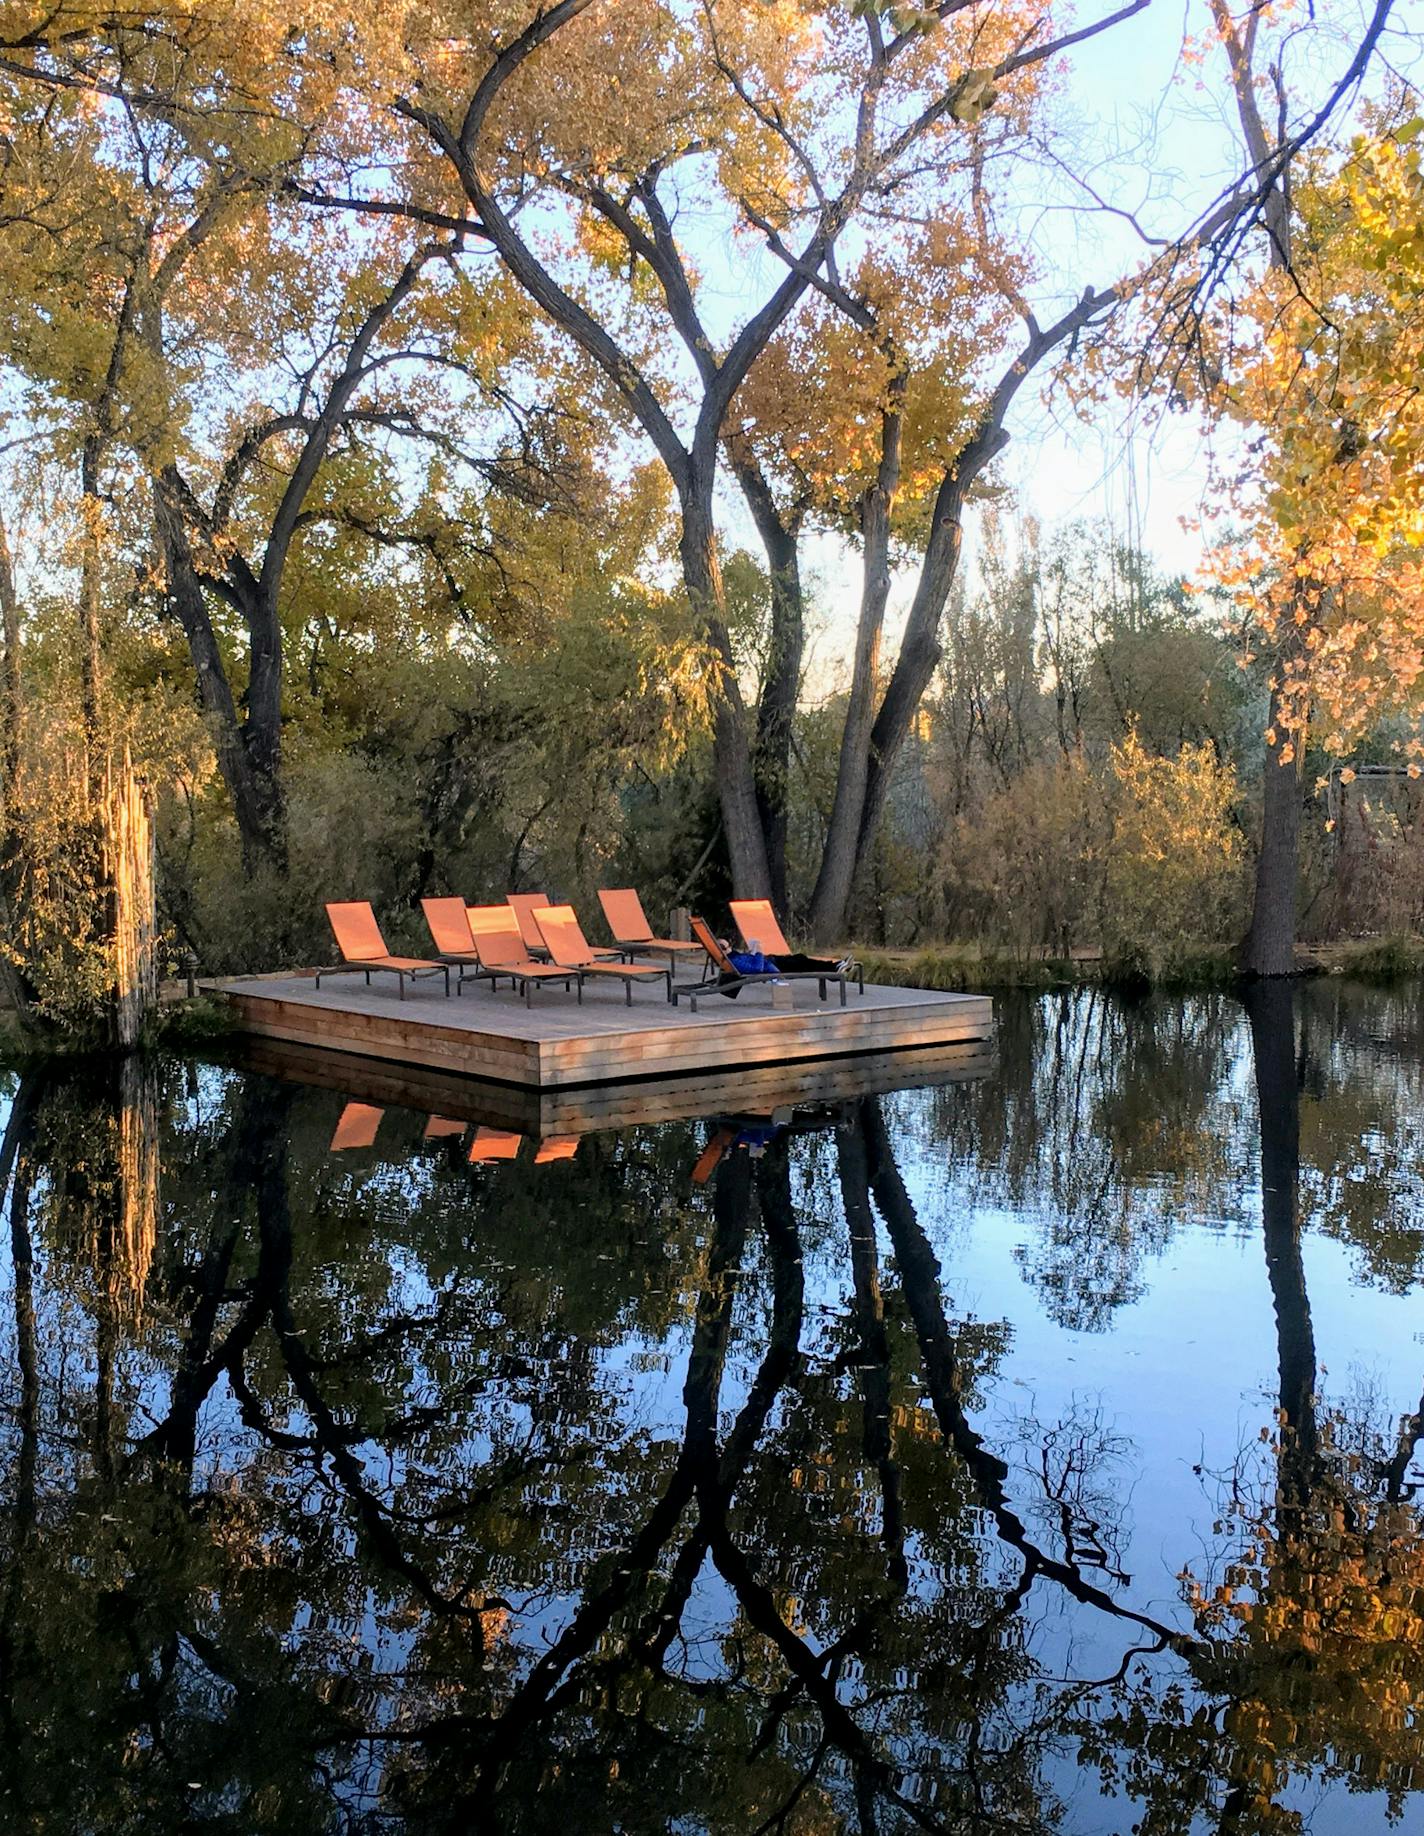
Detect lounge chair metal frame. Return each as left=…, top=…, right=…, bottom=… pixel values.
left=673, top=915, right=861, bottom=1011
left=317, top=902, right=451, bottom=1000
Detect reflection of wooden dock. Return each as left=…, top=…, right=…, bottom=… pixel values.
left=227, top=1033, right=997, bottom=1137
left=212, top=972, right=992, bottom=1093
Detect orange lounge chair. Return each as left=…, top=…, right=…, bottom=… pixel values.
left=318, top=902, right=450, bottom=1000
left=728, top=898, right=794, bottom=957
left=467, top=905, right=578, bottom=1007
left=330, top=1102, right=383, bottom=1151
left=535, top=905, right=672, bottom=1005
left=673, top=915, right=843, bottom=1011
left=421, top=896, right=499, bottom=994
left=533, top=1135, right=581, bottom=1164
left=598, top=888, right=706, bottom=972
left=506, top=892, right=553, bottom=960
left=729, top=899, right=863, bottom=1003
left=468, top=1127, right=521, bottom=1163
left=510, top=890, right=619, bottom=962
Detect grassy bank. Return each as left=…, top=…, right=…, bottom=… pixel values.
left=0, top=993, right=238, bottom=1066
left=855, top=935, right=1424, bottom=994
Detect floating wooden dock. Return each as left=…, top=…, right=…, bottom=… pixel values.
left=230, top=1033, right=997, bottom=1138
left=212, top=972, right=993, bottom=1093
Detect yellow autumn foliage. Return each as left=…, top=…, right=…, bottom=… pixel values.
left=1197, top=116, right=1424, bottom=761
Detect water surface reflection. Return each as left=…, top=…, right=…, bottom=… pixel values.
left=1, top=982, right=1422, bottom=1832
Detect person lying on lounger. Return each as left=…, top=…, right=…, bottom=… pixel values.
left=721, top=935, right=850, bottom=981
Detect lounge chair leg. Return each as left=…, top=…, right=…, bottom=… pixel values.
left=839, top=977, right=846, bottom=1006
left=818, top=978, right=826, bottom=1000
left=625, top=980, right=632, bottom=1006
left=443, top=967, right=450, bottom=996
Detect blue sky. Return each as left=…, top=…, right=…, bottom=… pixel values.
left=761, top=0, right=1423, bottom=683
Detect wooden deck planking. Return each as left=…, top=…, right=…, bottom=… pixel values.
left=213, top=972, right=994, bottom=1091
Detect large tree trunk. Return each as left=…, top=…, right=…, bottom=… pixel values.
left=811, top=476, right=970, bottom=943
left=78, top=440, right=106, bottom=786
left=1241, top=678, right=1302, bottom=977
left=155, top=479, right=286, bottom=874
left=808, top=405, right=902, bottom=944
left=102, top=755, right=159, bottom=1050
left=0, top=513, right=33, bottom=1017
left=731, top=459, right=804, bottom=914
left=680, top=502, right=773, bottom=899
left=244, top=584, right=288, bottom=873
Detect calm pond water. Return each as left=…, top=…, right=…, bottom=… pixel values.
left=1, top=981, right=1423, bottom=1834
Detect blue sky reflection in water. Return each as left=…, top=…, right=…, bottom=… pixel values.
left=1, top=981, right=1423, bottom=1832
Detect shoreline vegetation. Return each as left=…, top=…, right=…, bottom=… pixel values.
left=857, top=936, right=1424, bottom=993
left=3, top=939, right=1423, bottom=1067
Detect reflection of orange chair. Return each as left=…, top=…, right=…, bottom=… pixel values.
left=331, top=1102, right=383, bottom=1151
left=468, top=1128, right=521, bottom=1163
left=691, top=1128, right=735, bottom=1185
left=467, top=906, right=578, bottom=1007
left=318, top=902, right=450, bottom=999
left=423, top=1116, right=466, bottom=1140
left=535, top=906, right=672, bottom=1006
left=598, top=888, right=705, bottom=971
left=534, top=1135, right=581, bottom=1163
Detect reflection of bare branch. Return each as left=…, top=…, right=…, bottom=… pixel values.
left=860, top=1096, right=1192, bottom=1650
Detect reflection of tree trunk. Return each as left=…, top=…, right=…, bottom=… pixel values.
left=1244, top=982, right=1317, bottom=1508
left=0, top=1078, right=41, bottom=1780
left=637, top=1139, right=806, bottom=1666
left=1383, top=1386, right=1424, bottom=1504
left=450, top=1144, right=761, bottom=1823
left=836, top=1121, right=906, bottom=1585
left=859, top=1096, right=1184, bottom=1644
left=132, top=1080, right=287, bottom=1476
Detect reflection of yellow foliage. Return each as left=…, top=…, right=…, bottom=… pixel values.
left=1186, top=1415, right=1424, bottom=1807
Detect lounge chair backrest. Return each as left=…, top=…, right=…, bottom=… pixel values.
left=330, top=1101, right=382, bottom=1151
left=598, top=887, right=653, bottom=945
left=468, top=1128, right=521, bottom=1163
left=690, top=914, right=735, bottom=974
left=468, top=904, right=531, bottom=968
left=534, top=1135, right=580, bottom=1163
left=327, top=901, right=388, bottom=963
left=729, top=899, right=792, bottom=958
left=507, top=892, right=551, bottom=953
left=422, top=896, right=476, bottom=956
left=534, top=905, right=591, bottom=968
